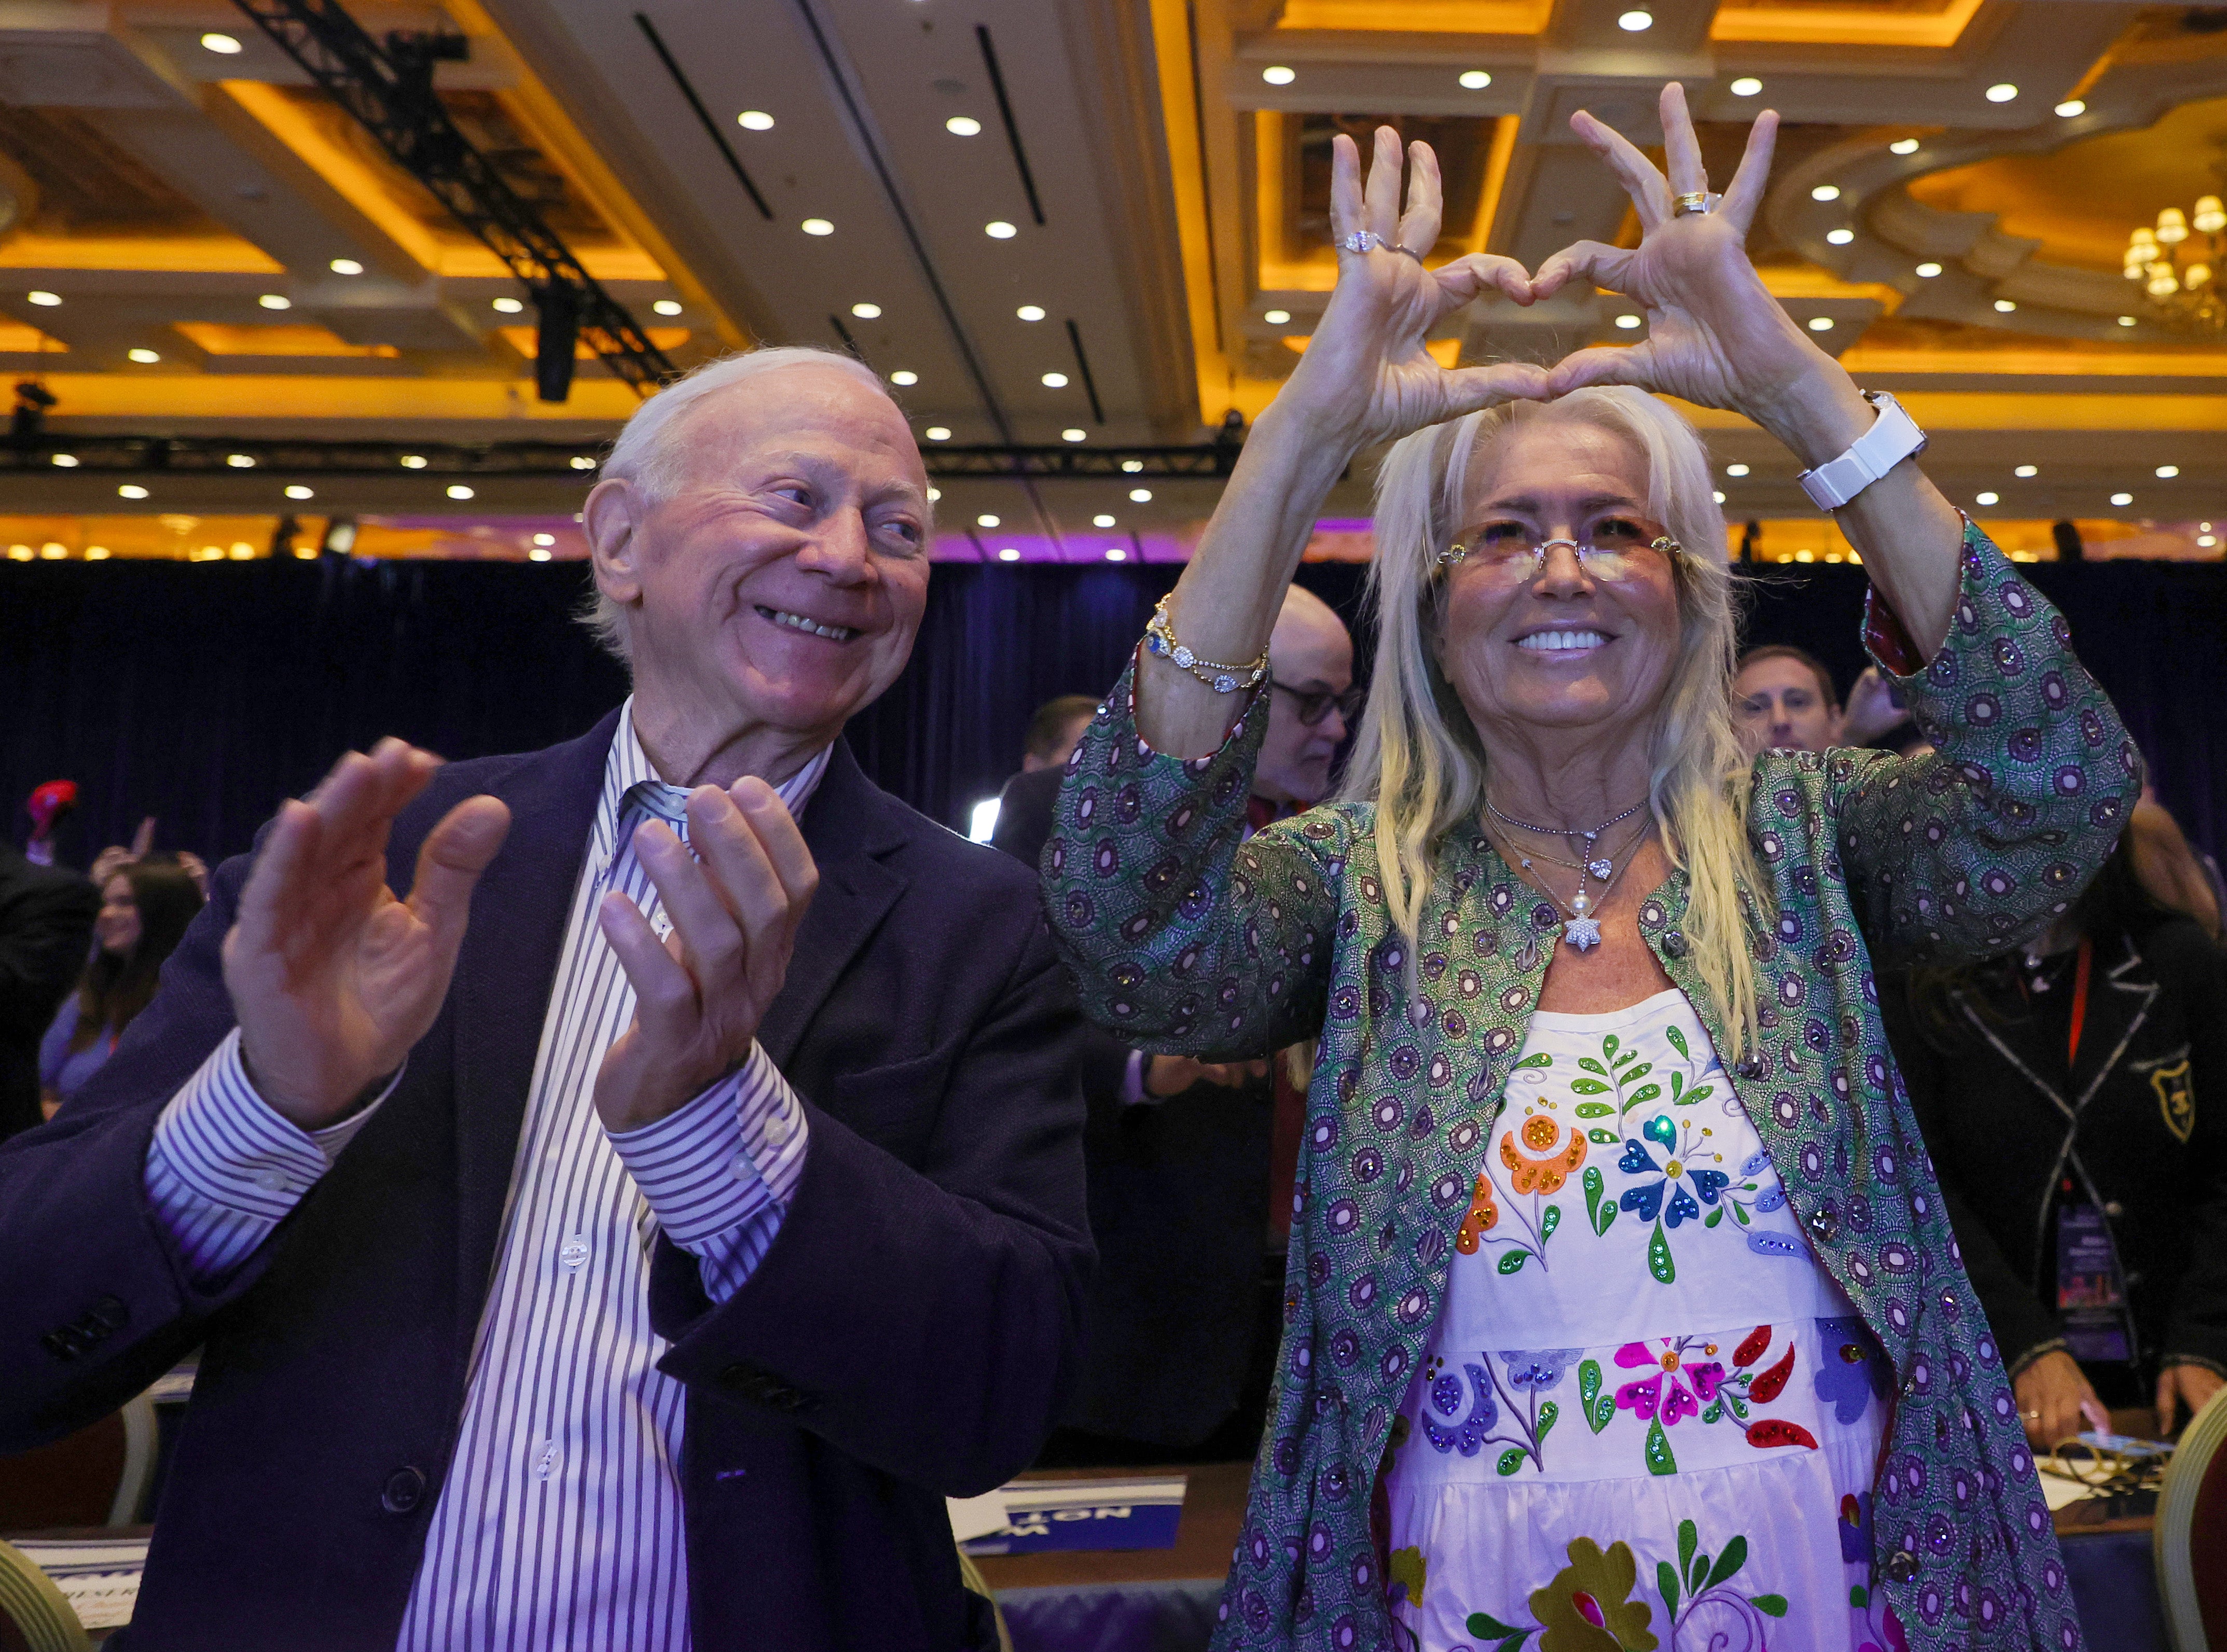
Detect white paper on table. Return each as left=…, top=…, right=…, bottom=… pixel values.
left=2036, top=1468, right=2103, bottom=1512
left=11, top=1537, right=148, bottom=1630
left=947, top=1492, right=1012, bottom=1544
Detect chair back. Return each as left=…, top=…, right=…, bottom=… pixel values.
left=2155, top=1381, right=2227, bottom=1652
left=0, top=1394, right=157, bottom=1532
left=0, top=1540, right=89, bottom=1652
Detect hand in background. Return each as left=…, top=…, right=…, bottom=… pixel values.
left=224, top=740, right=511, bottom=1129
left=593, top=780, right=817, bottom=1133
left=1839, top=667, right=1906, bottom=747
left=1144, top=1053, right=1269, bottom=1098
left=2013, top=1350, right=2105, bottom=1447
left=2157, top=1361, right=2225, bottom=1437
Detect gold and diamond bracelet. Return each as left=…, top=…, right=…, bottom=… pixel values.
left=1142, top=594, right=1269, bottom=694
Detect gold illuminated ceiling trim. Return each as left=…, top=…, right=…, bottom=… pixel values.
left=1149, top=0, right=1240, bottom=424
left=1272, top=1, right=1553, bottom=35
left=1709, top=0, right=1985, bottom=48
left=1838, top=344, right=2227, bottom=379
left=0, top=233, right=284, bottom=275
left=29, top=372, right=642, bottom=421
left=1666, top=392, right=2227, bottom=432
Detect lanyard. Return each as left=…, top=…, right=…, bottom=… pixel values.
left=2065, top=934, right=2094, bottom=1071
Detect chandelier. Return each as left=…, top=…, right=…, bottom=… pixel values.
left=2125, top=191, right=2227, bottom=332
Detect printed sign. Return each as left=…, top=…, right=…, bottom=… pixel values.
left=959, top=1475, right=1188, bottom=1557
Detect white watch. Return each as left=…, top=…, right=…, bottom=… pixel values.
left=1796, top=391, right=1927, bottom=511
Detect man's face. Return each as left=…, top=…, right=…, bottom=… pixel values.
left=1734, top=656, right=1839, bottom=755
left=1021, top=711, right=1095, bottom=774
left=589, top=364, right=932, bottom=757
left=1256, top=609, right=1354, bottom=807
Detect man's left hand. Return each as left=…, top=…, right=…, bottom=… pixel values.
left=2156, top=1361, right=2226, bottom=1437
left=594, top=778, right=818, bottom=1133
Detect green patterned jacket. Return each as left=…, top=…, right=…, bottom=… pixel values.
left=1043, top=527, right=2139, bottom=1652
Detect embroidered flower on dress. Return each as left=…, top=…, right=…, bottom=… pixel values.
left=1526, top=1537, right=1656, bottom=1652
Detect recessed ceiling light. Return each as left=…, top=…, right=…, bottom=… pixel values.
left=1713, top=490, right=1727, bottom=503
left=258, top=294, right=291, bottom=310
left=998, top=547, right=1020, bottom=561
left=285, top=484, right=314, bottom=499
left=1063, top=428, right=1087, bottom=442
left=1975, top=491, right=1999, bottom=506
left=1263, top=308, right=1291, bottom=324
left=1730, top=77, right=1762, bottom=96
left=2157, top=464, right=2181, bottom=477
left=1094, top=513, right=1116, bottom=527
left=1122, top=459, right=1144, bottom=472
left=226, top=453, right=255, bottom=468
left=927, top=487, right=942, bottom=501
left=1041, top=371, right=1069, bottom=387
left=118, top=484, right=149, bottom=499
left=925, top=425, right=951, bottom=441
left=1915, top=262, right=1943, bottom=278
left=569, top=456, right=596, bottom=470
left=2110, top=491, right=2133, bottom=506
left=1994, top=299, right=2017, bottom=312
left=1810, top=185, right=1841, bottom=202
left=201, top=31, right=242, bottom=52
left=985, top=221, right=1017, bottom=239
left=2014, top=465, right=2038, bottom=477
left=447, top=484, right=475, bottom=499
left=1726, top=464, right=1750, bottom=477
left=946, top=116, right=982, bottom=136
left=1807, top=316, right=1834, bottom=331
left=85, top=546, right=107, bottom=560
left=492, top=297, right=524, bottom=314
left=1614, top=314, right=1642, bottom=329
left=400, top=454, right=427, bottom=469
left=1459, top=70, right=1491, bottom=90
left=1985, top=83, right=2018, bottom=103
left=652, top=299, right=683, bottom=316
left=1017, top=305, right=1046, bottom=322
left=50, top=453, right=77, bottom=468
left=1889, top=138, right=1920, bottom=155
left=329, top=258, right=363, bottom=275
left=533, top=533, right=556, bottom=546
left=26, top=290, right=59, bottom=306
left=802, top=218, right=834, bottom=235
left=1826, top=228, right=1854, bottom=245
left=1617, top=9, right=1653, bottom=29
left=2118, top=315, right=2137, bottom=327
left=738, top=111, right=774, bottom=130
left=2054, top=99, right=2085, bottom=118
left=127, top=348, right=160, bottom=363
left=529, top=547, right=551, bottom=562
left=851, top=302, right=882, bottom=318
left=2202, top=535, right=2219, bottom=548
left=889, top=370, right=918, bottom=386
left=1261, top=65, right=1295, bottom=85
left=1104, top=547, right=1127, bottom=561
left=977, top=513, right=1001, bottom=528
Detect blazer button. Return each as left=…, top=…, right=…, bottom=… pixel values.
left=1883, top=1550, right=1920, bottom=1585
left=380, top=1466, right=427, bottom=1515
left=1806, top=1209, right=1840, bottom=1245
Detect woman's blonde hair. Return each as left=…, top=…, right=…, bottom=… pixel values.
left=1341, top=387, right=1767, bottom=1056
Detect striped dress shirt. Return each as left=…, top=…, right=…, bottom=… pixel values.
left=145, top=702, right=829, bottom=1649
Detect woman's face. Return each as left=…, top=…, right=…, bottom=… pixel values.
left=1431, top=419, right=1685, bottom=748
left=95, top=875, right=141, bottom=958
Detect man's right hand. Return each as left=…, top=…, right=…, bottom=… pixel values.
left=222, top=739, right=510, bottom=1130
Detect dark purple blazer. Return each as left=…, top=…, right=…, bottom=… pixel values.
left=0, top=711, right=1092, bottom=1651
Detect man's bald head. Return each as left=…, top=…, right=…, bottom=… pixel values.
left=1256, top=584, right=1355, bottom=808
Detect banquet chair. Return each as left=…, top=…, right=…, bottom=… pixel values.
left=0, top=1393, right=157, bottom=1532
left=0, top=1540, right=89, bottom=1652
left=2156, top=1381, right=2227, bottom=1652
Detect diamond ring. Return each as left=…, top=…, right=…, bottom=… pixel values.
left=1339, top=230, right=1387, bottom=254
left=1672, top=191, right=1713, bottom=218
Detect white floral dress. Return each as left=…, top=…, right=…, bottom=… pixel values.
left=1382, top=989, right=1903, bottom=1652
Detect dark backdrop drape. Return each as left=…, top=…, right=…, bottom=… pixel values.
left=5, top=557, right=2221, bottom=867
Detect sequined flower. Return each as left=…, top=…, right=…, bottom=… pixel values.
left=1616, top=1116, right=1729, bottom=1227
left=1498, top=1348, right=1583, bottom=1392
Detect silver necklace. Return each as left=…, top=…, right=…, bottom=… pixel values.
left=1485, top=794, right=1649, bottom=884
left=1488, top=824, right=1640, bottom=953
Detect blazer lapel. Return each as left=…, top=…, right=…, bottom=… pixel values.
left=450, top=710, right=619, bottom=1325
left=755, top=742, right=908, bottom=1070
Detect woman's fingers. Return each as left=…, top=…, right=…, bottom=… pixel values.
left=1434, top=253, right=1536, bottom=309
left=1658, top=81, right=1709, bottom=202
left=1717, top=108, right=1781, bottom=236
left=1569, top=109, right=1670, bottom=229
left=1396, top=140, right=1443, bottom=258
left=1328, top=132, right=1363, bottom=246
left=1530, top=240, right=1636, bottom=302
left=1364, top=124, right=1403, bottom=245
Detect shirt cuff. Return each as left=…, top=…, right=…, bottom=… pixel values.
left=1121, top=1047, right=1154, bottom=1105
left=607, top=1044, right=809, bottom=1249
left=150, top=1029, right=398, bottom=1220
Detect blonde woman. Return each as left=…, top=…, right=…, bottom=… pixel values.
left=1045, top=85, right=2131, bottom=1652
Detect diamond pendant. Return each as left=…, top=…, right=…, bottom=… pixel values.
left=1564, top=915, right=1602, bottom=951
left=1587, top=857, right=1613, bottom=882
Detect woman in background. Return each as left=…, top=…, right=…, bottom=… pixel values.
left=39, top=857, right=205, bottom=1117
left=1888, top=830, right=2227, bottom=1446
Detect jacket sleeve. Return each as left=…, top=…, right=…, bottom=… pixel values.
left=646, top=918, right=1094, bottom=1497
left=1886, top=985, right=2065, bottom=1371
left=0, top=849, right=276, bottom=1448
left=0, top=871, right=97, bottom=1047
left=1040, top=662, right=1348, bottom=1062
left=2161, top=926, right=2227, bottom=1373
left=1829, top=523, right=2143, bottom=971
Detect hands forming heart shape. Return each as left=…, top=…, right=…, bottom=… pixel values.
left=1284, top=81, right=1838, bottom=461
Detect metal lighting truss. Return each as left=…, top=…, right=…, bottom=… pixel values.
left=229, top=0, right=674, bottom=395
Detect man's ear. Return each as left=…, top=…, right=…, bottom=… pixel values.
left=585, top=477, right=645, bottom=606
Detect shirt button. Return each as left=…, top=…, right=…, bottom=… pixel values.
left=533, top=1441, right=561, bottom=1480
left=252, top=1170, right=291, bottom=1193
left=730, top=1153, right=755, bottom=1182
left=558, top=1238, right=590, bottom=1269
left=762, top=1107, right=793, bottom=1147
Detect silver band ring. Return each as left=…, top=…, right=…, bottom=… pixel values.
left=1339, top=230, right=1387, bottom=254
left=2021, top=1409, right=2040, bottom=1420
left=1391, top=244, right=1425, bottom=262
left=1673, top=191, right=1712, bottom=218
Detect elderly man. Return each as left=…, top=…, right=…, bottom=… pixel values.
left=0, top=346, right=1091, bottom=1651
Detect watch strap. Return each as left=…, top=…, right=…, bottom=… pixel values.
left=1797, top=391, right=1927, bottom=511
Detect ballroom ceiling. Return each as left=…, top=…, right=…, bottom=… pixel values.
left=1, top=0, right=2222, bottom=558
